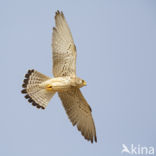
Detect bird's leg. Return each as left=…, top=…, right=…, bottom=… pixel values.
left=46, top=84, right=53, bottom=91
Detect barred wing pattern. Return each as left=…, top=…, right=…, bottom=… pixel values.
left=52, top=11, right=76, bottom=77
left=52, top=11, right=97, bottom=143
left=59, top=88, right=97, bottom=143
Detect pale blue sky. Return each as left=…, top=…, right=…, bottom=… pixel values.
left=0, top=0, right=156, bottom=155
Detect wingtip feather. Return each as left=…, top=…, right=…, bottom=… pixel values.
left=55, top=10, right=64, bottom=20
left=95, top=135, right=97, bottom=142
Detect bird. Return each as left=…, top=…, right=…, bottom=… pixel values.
left=21, top=10, right=97, bottom=143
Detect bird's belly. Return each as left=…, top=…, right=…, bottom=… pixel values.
left=51, top=81, right=72, bottom=91
left=44, top=77, right=72, bottom=92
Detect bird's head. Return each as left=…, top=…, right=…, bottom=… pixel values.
left=75, top=78, right=87, bottom=88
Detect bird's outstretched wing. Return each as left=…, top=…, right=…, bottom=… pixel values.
left=58, top=88, right=97, bottom=143
left=52, top=11, right=76, bottom=77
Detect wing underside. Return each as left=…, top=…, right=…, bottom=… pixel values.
left=58, top=88, right=97, bottom=143
left=52, top=11, right=76, bottom=77
left=52, top=11, right=97, bottom=143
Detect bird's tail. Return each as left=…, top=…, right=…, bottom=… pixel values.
left=21, top=69, right=56, bottom=109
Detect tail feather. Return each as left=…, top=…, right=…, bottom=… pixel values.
left=21, top=69, right=55, bottom=109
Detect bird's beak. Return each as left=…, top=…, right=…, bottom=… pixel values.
left=83, top=81, right=87, bottom=86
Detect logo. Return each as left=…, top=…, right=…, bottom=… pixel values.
left=121, top=144, right=154, bottom=155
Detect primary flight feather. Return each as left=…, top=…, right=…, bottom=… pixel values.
left=21, top=10, right=97, bottom=143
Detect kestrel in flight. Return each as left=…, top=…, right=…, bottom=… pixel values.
left=21, top=10, right=97, bottom=143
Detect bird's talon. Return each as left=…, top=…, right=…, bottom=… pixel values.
left=46, top=84, right=53, bottom=91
